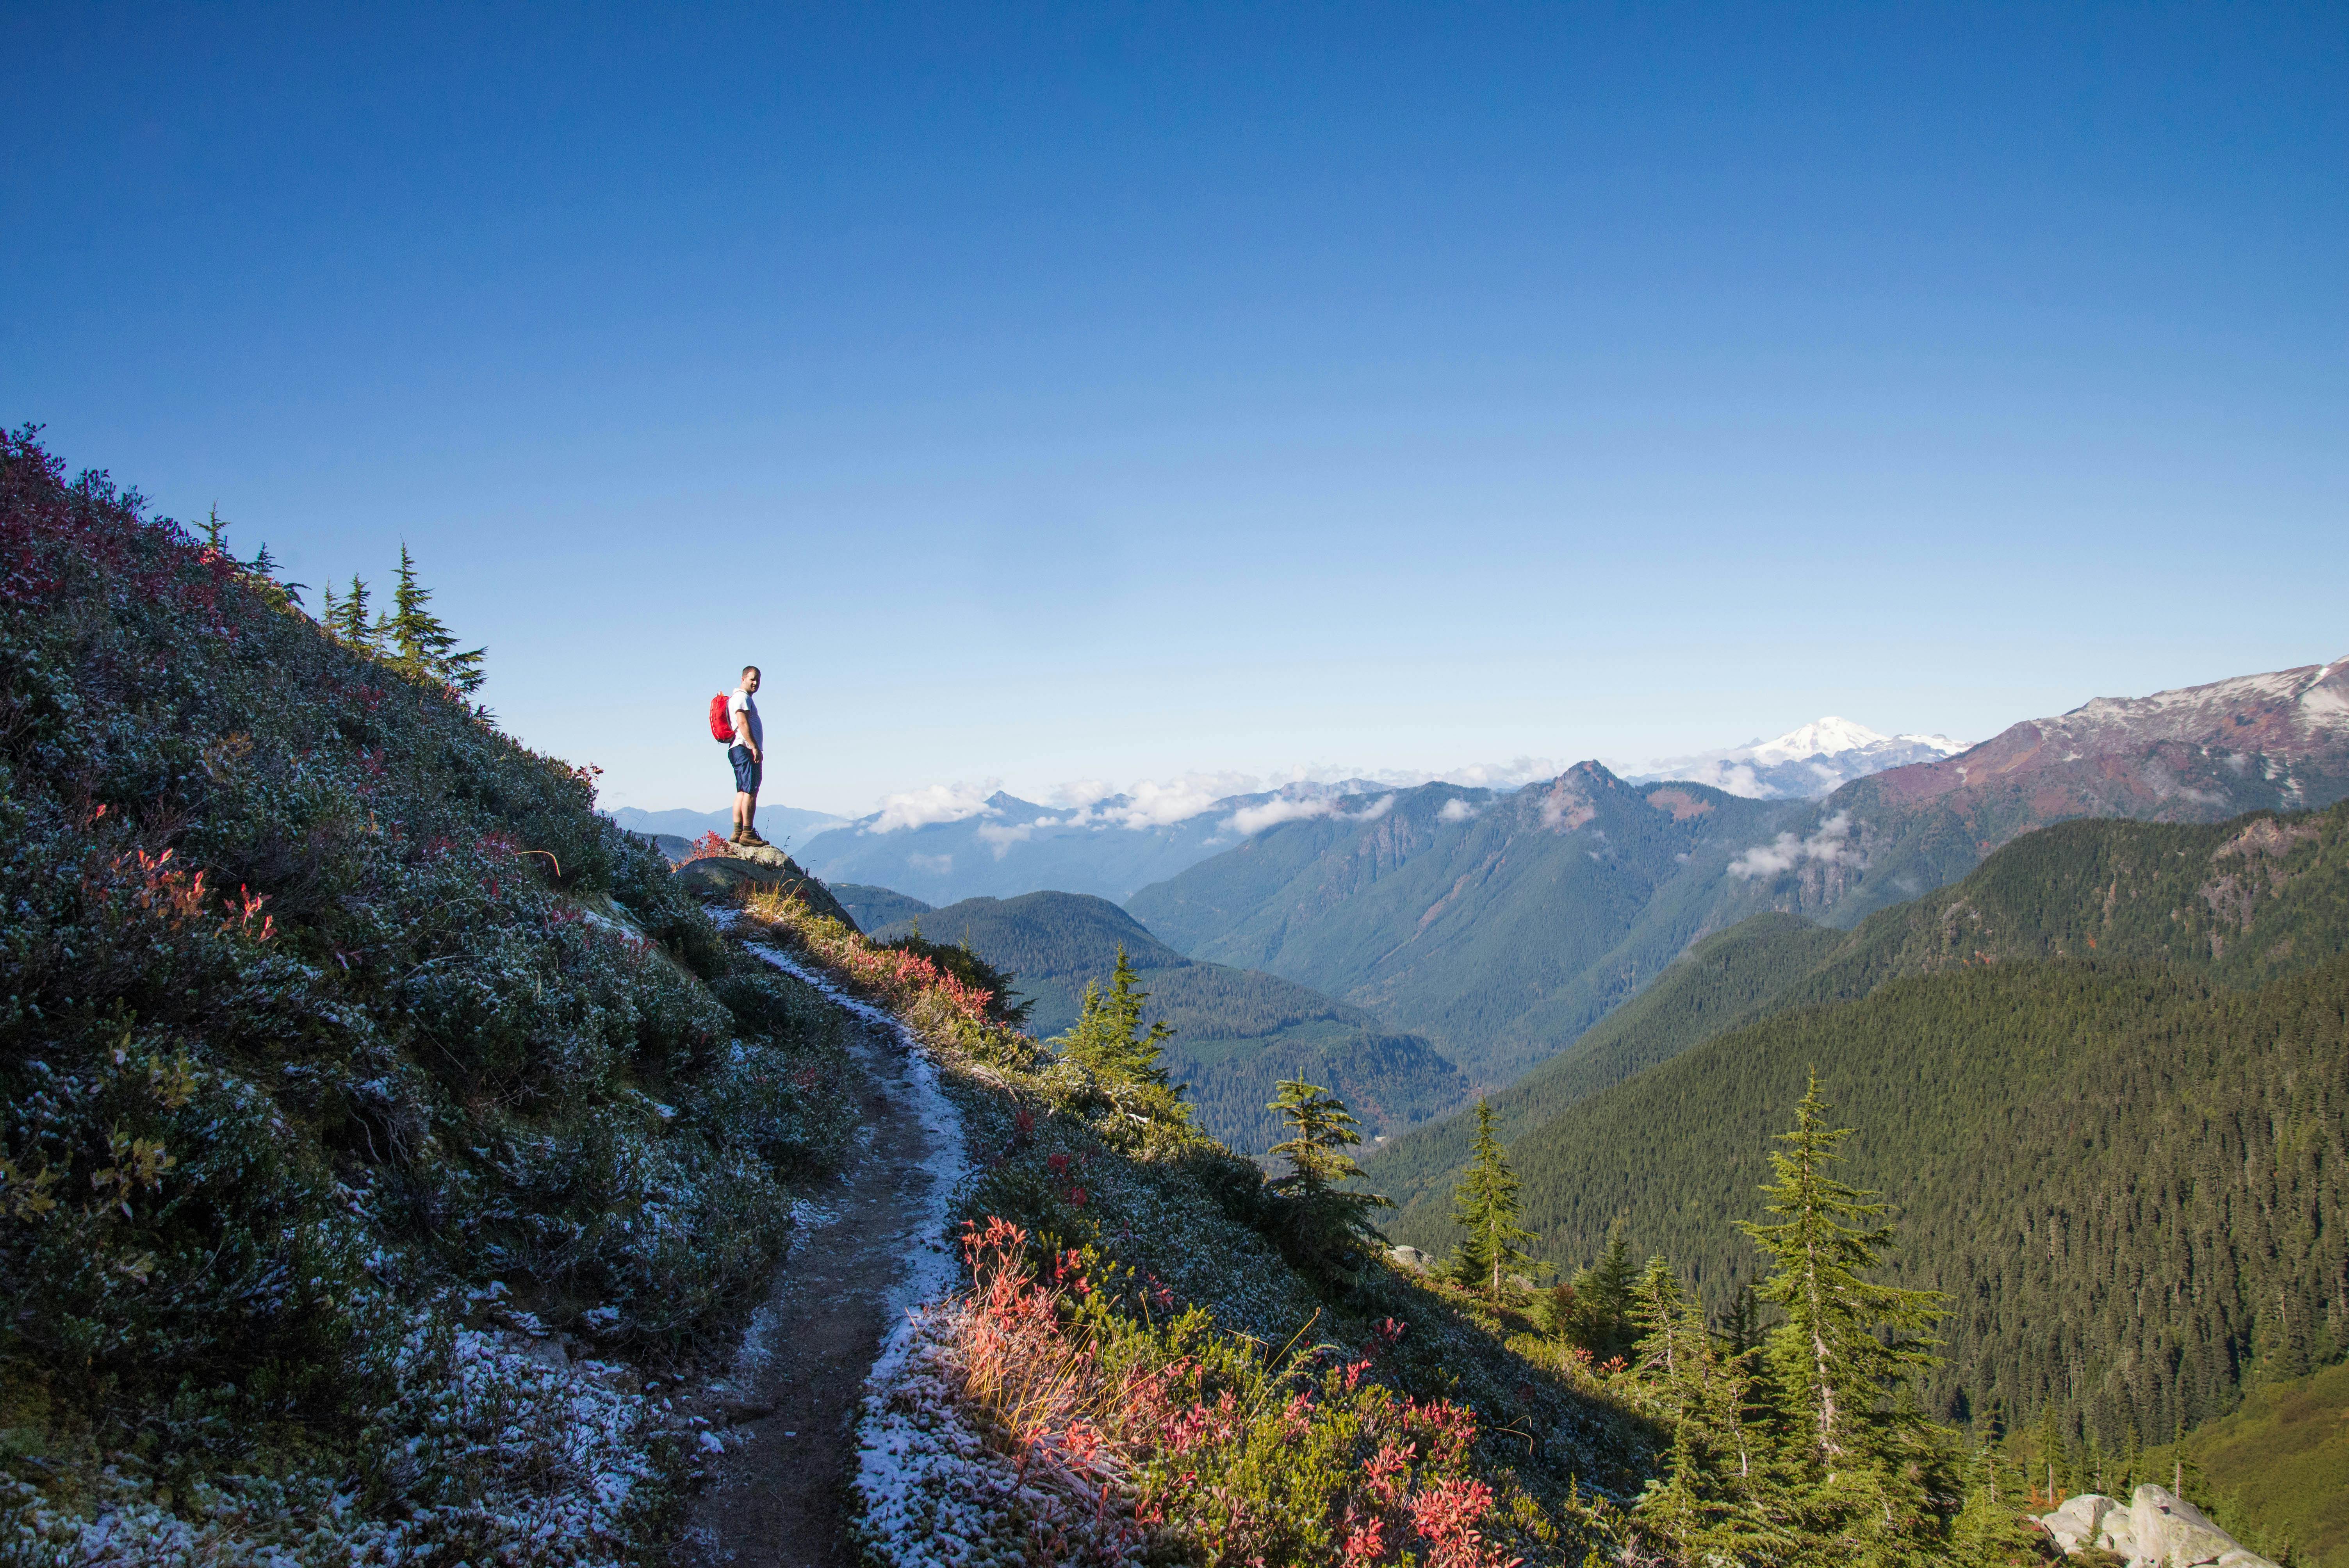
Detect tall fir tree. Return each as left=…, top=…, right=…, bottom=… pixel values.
left=1737, top=1073, right=1955, bottom=1557
left=1447, top=1100, right=1538, bottom=1303
left=385, top=545, right=485, bottom=692
left=1265, top=1079, right=1393, bottom=1279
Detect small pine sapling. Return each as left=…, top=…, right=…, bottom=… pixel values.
left=1445, top=1100, right=1538, bottom=1304
left=1264, top=1078, right=1393, bottom=1283
left=1057, top=945, right=1190, bottom=1128
left=386, top=544, right=487, bottom=693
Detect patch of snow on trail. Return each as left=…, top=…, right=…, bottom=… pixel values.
left=738, top=944, right=1030, bottom=1565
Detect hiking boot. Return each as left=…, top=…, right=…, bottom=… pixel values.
left=727, top=827, right=748, bottom=845
left=737, top=829, right=771, bottom=848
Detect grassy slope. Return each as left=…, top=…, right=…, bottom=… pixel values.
left=0, top=433, right=861, bottom=1562
left=872, top=891, right=1466, bottom=1152
left=2152, top=1359, right=2349, bottom=1568
left=1369, top=800, right=2349, bottom=1213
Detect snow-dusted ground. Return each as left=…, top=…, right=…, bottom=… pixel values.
left=734, top=945, right=1033, bottom=1566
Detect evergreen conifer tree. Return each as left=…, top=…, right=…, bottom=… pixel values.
left=1628, top=1255, right=1783, bottom=1559
left=1265, top=1079, right=1393, bottom=1278
left=1564, top=1218, right=1641, bottom=1363
left=328, top=575, right=380, bottom=650
left=385, top=545, right=485, bottom=692
left=1447, top=1101, right=1537, bottom=1303
left=1737, top=1073, right=1954, bottom=1554
left=1059, top=947, right=1189, bottom=1128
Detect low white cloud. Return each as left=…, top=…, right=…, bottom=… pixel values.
left=1264, top=757, right=1566, bottom=792
left=1438, top=798, right=1481, bottom=823
left=866, top=780, right=1002, bottom=834
left=975, top=818, right=1060, bottom=857
left=908, top=852, right=954, bottom=874
left=1226, top=796, right=1333, bottom=836
left=1224, top=790, right=1395, bottom=837
left=1727, top=811, right=1864, bottom=880
left=1100, top=773, right=1260, bottom=829
left=1048, top=779, right=1119, bottom=811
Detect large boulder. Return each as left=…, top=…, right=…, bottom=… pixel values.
left=672, top=848, right=862, bottom=932
left=2039, top=1493, right=2117, bottom=1555
left=2036, top=1485, right=2276, bottom=1568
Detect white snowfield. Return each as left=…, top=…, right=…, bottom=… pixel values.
left=1638, top=716, right=1968, bottom=800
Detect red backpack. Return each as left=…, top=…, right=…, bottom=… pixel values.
left=708, top=693, right=736, bottom=744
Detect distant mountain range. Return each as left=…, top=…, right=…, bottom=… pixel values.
left=614, top=715, right=1964, bottom=908
left=1715, top=655, right=2349, bottom=928
left=1630, top=716, right=1966, bottom=799
left=792, top=780, right=1391, bottom=907
left=1121, top=657, right=2349, bottom=1094
left=862, top=891, right=1463, bottom=1153
left=1126, top=771, right=1793, bottom=1087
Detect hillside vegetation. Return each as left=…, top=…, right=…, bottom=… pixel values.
left=1370, top=801, right=2349, bottom=1208
left=0, top=430, right=864, bottom=1562
left=871, top=891, right=1465, bottom=1151
left=2149, top=1358, right=2349, bottom=1568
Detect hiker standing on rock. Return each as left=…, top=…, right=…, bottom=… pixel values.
left=727, top=666, right=768, bottom=847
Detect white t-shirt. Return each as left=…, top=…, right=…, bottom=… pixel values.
left=728, top=688, right=763, bottom=752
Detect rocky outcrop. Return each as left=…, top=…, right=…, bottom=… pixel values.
left=673, top=846, right=863, bottom=932
left=2037, top=1485, right=2276, bottom=1567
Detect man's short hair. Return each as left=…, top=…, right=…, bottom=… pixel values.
left=741, top=665, right=761, bottom=681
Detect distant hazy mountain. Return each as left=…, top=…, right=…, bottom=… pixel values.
left=1127, top=771, right=1795, bottom=1086
left=795, top=780, right=1390, bottom=907
left=1632, top=716, right=1966, bottom=799
left=866, top=891, right=1464, bottom=1153
left=830, top=883, right=932, bottom=933
left=606, top=804, right=852, bottom=843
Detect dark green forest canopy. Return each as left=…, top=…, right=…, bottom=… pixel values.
left=1388, top=949, right=2349, bottom=1448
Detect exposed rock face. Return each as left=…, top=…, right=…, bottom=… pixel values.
left=1388, top=1245, right=1434, bottom=1273
left=2036, top=1485, right=2276, bottom=1567
left=672, top=848, right=862, bottom=932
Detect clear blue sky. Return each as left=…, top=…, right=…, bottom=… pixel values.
left=7, top=3, right=2343, bottom=816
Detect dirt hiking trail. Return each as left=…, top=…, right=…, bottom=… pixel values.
left=676, top=942, right=964, bottom=1567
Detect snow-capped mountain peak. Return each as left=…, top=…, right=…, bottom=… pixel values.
left=1635, top=718, right=1969, bottom=800
left=1748, top=716, right=1895, bottom=764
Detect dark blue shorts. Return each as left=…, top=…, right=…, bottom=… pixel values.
left=729, top=745, right=761, bottom=793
